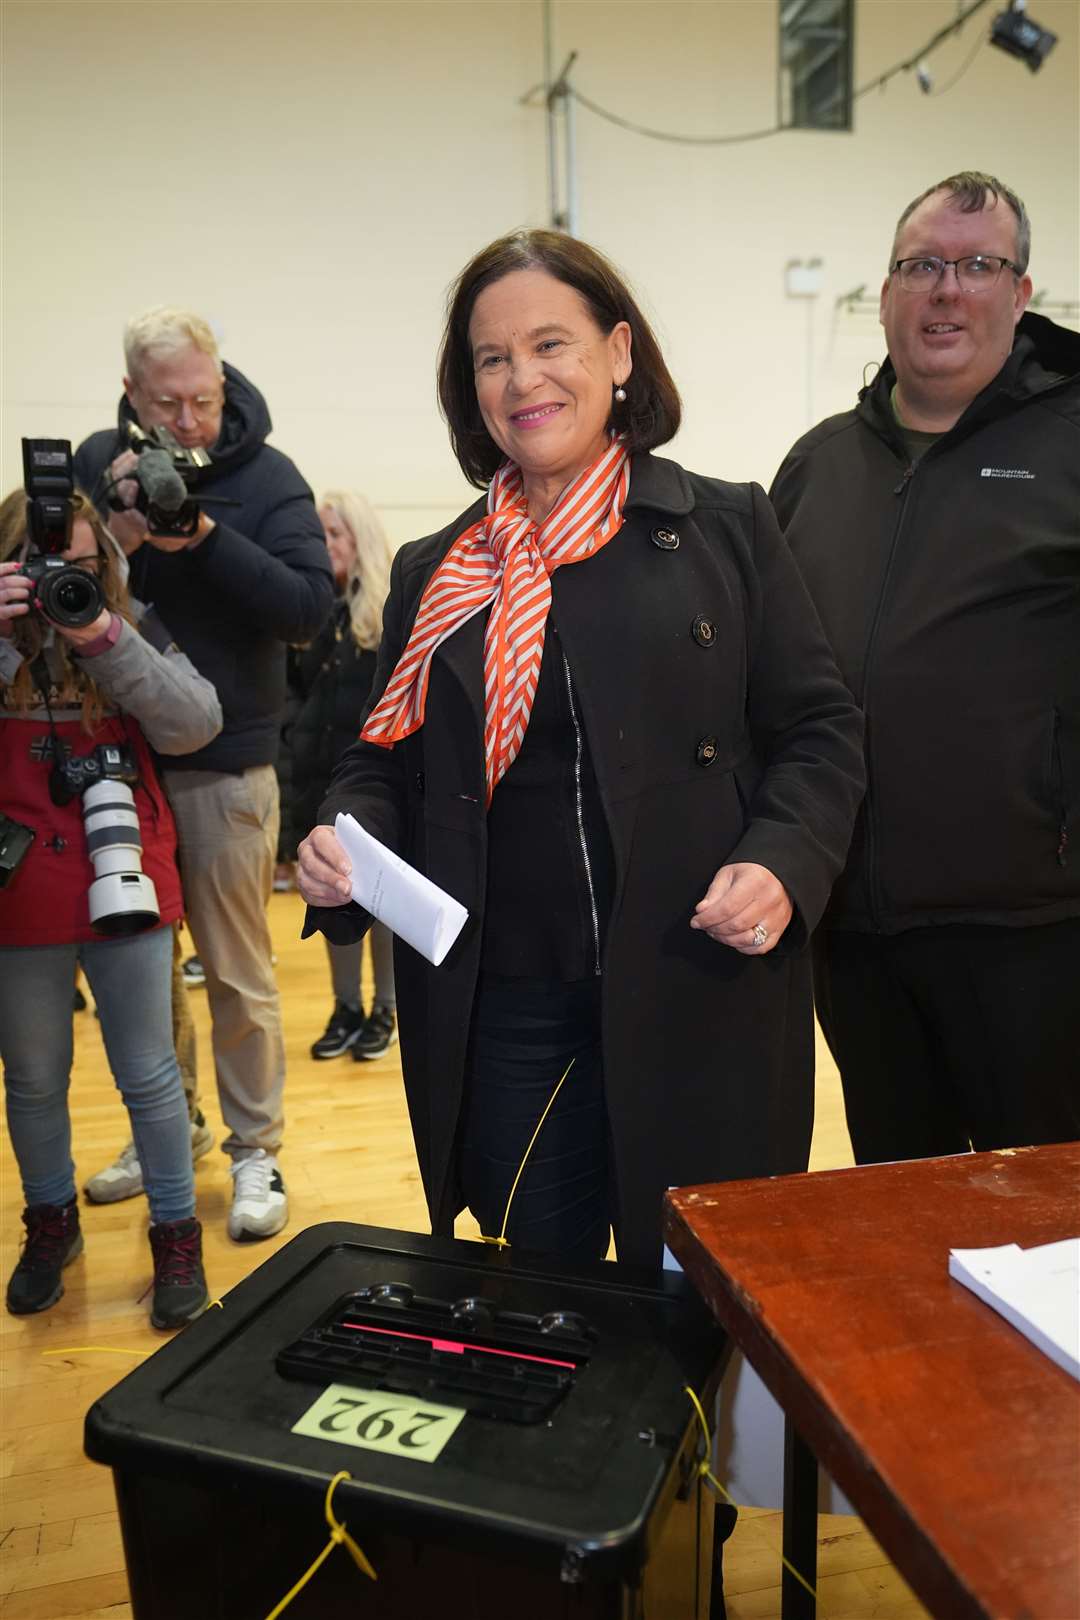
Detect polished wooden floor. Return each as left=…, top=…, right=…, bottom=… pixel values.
left=0, top=892, right=929, bottom=1619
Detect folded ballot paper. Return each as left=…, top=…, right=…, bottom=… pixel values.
left=335, top=813, right=468, bottom=967
left=948, top=1237, right=1080, bottom=1381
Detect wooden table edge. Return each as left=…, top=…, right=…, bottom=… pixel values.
left=663, top=1194, right=999, bottom=1620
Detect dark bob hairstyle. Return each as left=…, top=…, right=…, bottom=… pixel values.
left=437, top=230, right=682, bottom=488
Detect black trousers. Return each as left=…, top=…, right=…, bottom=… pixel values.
left=813, top=919, right=1080, bottom=1164
left=459, top=976, right=611, bottom=1265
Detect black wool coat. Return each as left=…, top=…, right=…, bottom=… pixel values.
left=306, top=454, right=865, bottom=1266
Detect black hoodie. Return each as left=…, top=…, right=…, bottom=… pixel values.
left=771, top=312, right=1080, bottom=934
left=74, top=363, right=333, bottom=772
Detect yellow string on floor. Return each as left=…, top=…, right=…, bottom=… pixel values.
left=42, top=1346, right=148, bottom=1358
left=477, top=1057, right=576, bottom=1250
left=684, top=1383, right=825, bottom=1612
left=264, top=1469, right=376, bottom=1620
left=42, top=1297, right=222, bottom=1357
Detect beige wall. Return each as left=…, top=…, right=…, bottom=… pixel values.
left=2, top=0, right=1077, bottom=542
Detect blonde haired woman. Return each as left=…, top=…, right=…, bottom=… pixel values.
left=294, top=492, right=396, bottom=1060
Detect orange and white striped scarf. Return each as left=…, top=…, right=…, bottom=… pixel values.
left=361, top=438, right=630, bottom=805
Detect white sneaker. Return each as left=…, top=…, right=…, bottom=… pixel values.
left=84, top=1140, right=143, bottom=1203
left=227, top=1150, right=288, bottom=1242
left=84, top=1115, right=216, bottom=1204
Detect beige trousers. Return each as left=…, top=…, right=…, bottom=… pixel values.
left=164, top=766, right=284, bottom=1157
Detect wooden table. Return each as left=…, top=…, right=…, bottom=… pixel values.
left=664, top=1142, right=1080, bottom=1620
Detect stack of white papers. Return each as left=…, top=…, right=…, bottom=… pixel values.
left=948, top=1238, right=1080, bottom=1381
left=335, top=812, right=468, bottom=967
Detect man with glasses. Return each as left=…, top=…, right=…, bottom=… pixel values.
left=74, top=308, right=333, bottom=1239
left=772, top=171, right=1080, bottom=1164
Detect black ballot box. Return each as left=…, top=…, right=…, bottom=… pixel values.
left=85, top=1223, right=730, bottom=1620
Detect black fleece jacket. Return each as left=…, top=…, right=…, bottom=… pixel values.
left=771, top=312, right=1080, bottom=934
left=74, top=364, right=333, bottom=772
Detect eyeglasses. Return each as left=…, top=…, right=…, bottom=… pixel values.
left=890, top=255, right=1020, bottom=293
left=139, top=392, right=224, bottom=423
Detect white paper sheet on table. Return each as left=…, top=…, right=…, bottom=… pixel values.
left=334, top=812, right=468, bottom=967
left=948, top=1237, right=1080, bottom=1381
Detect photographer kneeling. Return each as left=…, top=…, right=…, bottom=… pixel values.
left=0, top=482, right=222, bottom=1329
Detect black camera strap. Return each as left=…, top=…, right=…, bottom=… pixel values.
left=29, top=652, right=65, bottom=773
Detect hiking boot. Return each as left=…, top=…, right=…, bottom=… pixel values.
left=148, top=1217, right=209, bottom=1330
left=227, top=1150, right=288, bottom=1242
left=6, top=1199, right=84, bottom=1315
left=84, top=1113, right=216, bottom=1204
left=310, top=1000, right=366, bottom=1060
left=353, top=1005, right=398, bottom=1061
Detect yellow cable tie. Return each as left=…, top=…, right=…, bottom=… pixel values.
left=493, top=1056, right=576, bottom=1246
left=264, top=1470, right=376, bottom=1620
left=42, top=1346, right=149, bottom=1358
left=683, top=1384, right=824, bottom=1611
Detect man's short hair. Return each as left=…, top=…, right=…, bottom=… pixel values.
left=890, top=171, right=1031, bottom=273
left=123, top=306, right=222, bottom=382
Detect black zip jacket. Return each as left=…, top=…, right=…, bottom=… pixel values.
left=74, top=364, right=333, bottom=772
left=771, top=311, right=1080, bottom=934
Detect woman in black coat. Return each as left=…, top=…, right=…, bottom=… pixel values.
left=294, top=492, right=397, bottom=1061
left=298, top=231, right=865, bottom=1268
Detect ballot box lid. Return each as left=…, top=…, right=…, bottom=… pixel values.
left=85, top=1224, right=727, bottom=1582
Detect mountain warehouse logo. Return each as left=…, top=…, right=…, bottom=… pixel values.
left=980, top=466, right=1035, bottom=479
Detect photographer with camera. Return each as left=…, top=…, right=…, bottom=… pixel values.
left=0, top=465, right=222, bottom=1329
left=75, top=308, right=333, bottom=1241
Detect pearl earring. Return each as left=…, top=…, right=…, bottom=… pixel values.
left=614, top=385, right=627, bottom=402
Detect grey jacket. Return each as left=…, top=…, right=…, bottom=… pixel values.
left=1, top=603, right=222, bottom=756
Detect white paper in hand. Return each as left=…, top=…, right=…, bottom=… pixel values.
left=334, top=813, right=468, bottom=967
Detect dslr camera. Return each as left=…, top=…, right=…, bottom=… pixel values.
left=49, top=740, right=160, bottom=934
left=115, top=422, right=210, bottom=539
left=20, top=439, right=106, bottom=630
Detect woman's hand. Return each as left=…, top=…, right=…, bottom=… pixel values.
left=0, top=561, right=31, bottom=638
left=690, top=861, right=793, bottom=955
left=297, top=824, right=354, bottom=907
left=54, top=610, right=114, bottom=650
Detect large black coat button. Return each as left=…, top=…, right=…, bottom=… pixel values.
left=696, top=736, right=719, bottom=767
left=651, top=526, right=680, bottom=550
left=413, top=771, right=425, bottom=794
left=692, top=616, right=717, bottom=647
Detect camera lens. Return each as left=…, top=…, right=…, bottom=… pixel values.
left=83, top=776, right=160, bottom=935
left=55, top=577, right=93, bottom=614
left=37, top=566, right=104, bottom=629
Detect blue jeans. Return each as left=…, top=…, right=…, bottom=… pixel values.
left=459, top=976, right=610, bottom=1263
left=0, top=927, right=194, bottom=1224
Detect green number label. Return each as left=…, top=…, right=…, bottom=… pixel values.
left=293, top=1383, right=466, bottom=1464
